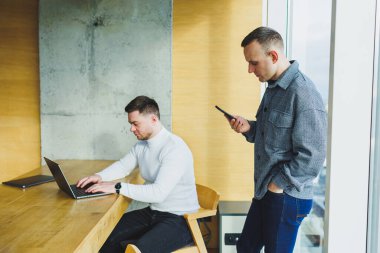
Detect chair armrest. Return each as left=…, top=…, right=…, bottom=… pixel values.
left=184, top=208, right=217, bottom=221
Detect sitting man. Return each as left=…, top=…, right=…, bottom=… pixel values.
left=77, top=95, right=199, bottom=253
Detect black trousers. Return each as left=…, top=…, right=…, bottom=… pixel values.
left=99, top=207, right=193, bottom=253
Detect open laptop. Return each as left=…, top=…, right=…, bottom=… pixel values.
left=44, top=157, right=112, bottom=199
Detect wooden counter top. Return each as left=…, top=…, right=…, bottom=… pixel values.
left=0, top=160, right=140, bottom=253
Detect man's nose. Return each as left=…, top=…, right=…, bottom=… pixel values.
left=248, top=64, right=255, bottom=73
left=130, top=125, right=135, bottom=132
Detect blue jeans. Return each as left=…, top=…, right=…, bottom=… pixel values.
left=99, top=207, right=193, bottom=253
left=236, top=191, right=312, bottom=253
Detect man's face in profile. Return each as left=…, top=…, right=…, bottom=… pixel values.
left=243, top=40, right=277, bottom=82
left=128, top=110, right=156, bottom=140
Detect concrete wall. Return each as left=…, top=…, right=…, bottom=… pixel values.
left=40, top=0, right=172, bottom=160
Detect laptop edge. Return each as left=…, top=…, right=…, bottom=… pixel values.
left=44, top=157, right=111, bottom=199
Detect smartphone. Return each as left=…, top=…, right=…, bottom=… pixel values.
left=215, top=105, right=235, bottom=121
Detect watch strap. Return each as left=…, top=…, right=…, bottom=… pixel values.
left=115, top=182, right=121, bottom=194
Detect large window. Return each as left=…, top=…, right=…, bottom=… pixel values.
left=267, top=1, right=378, bottom=252
left=290, top=2, right=331, bottom=253
left=265, top=1, right=331, bottom=252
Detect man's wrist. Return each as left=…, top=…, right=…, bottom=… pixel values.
left=242, top=121, right=253, bottom=135
left=242, top=127, right=251, bottom=134
left=94, top=174, right=102, bottom=181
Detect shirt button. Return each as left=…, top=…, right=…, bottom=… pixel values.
left=264, top=107, right=268, bottom=112
left=261, top=131, right=264, bottom=136
left=257, top=155, right=261, bottom=160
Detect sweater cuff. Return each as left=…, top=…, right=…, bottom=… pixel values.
left=119, top=182, right=130, bottom=197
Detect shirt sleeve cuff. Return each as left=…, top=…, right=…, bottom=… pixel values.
left=242, top=120, right=256, bottom=142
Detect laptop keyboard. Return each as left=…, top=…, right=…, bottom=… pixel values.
left=70, top=184, right=100, bottom=197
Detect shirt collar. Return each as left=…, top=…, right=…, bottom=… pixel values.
left=267, top=60, right=299, bottom=90
left=146, top=127, right=168, bottom=146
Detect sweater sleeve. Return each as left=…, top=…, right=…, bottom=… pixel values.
left=119, top=145, right=190, bottom=203
left=96, top=145, right=138, bottom=181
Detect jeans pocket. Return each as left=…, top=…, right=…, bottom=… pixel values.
left=282, top=194, right=312, bottom=226
left=296, top=213, right=308, bottom=225
left=295, top=198, right=313, bottom=225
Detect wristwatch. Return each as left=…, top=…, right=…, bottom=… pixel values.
left=115, top=182, right=122, bottom=194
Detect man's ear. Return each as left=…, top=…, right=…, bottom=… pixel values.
left=151, top=114, right=159, bottom=123
left=268, top=50, right=279, bottom=64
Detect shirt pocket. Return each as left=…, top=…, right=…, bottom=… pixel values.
left=266, top=110, right=293, bottom=149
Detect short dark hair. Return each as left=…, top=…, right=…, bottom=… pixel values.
left=125, top=96, right=160, bottom=119
left=241, top=26, right=284, bottom=52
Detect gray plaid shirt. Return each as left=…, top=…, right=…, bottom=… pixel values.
left=244, top=61, right=327, bottom=200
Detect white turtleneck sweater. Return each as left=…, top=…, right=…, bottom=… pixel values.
left=96, top=128, right=200, bottom=215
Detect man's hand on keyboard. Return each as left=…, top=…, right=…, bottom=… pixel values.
left=84, top=182, right=117, bottom=194
left=76, top=174, right=102, bottom=188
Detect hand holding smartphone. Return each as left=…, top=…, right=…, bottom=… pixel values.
left=215, top=105, right=235, bottom=121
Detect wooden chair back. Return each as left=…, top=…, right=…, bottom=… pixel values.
left=176, top=184, right=220, bottom=253
left=196, top=184, right=220, bottom=211
left=124, top=184, right=220, bottom=253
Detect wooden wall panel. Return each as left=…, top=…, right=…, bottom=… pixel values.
left=0, top=0, right=40, bottom=182
left=173, top=0, right=262, bottom=201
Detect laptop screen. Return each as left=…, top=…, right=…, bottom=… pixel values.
left=44, top=157, right=76, bottom=197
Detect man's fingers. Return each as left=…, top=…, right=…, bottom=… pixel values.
left=227, top=115, right=248, bottom=133
left=232, top=118, right=242, bottom=130
left=82, top=179, right=90, bottom=188
left=86, top=183, right=109, bottom=193
left=77, top=176, right=94, bottom=188
left=76, top=178, right=86, bottom=187
left=86, top=184, right=99, bottom=193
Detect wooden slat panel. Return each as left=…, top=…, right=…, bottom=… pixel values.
left=173, top=0, right=262, bottom=202
left=0, top=0, right=40, bottom=182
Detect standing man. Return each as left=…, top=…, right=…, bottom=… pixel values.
left=77, top=96, right=199, bottom=253
left=228, top=27, right=327, bottom=252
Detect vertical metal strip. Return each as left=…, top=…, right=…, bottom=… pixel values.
left=262, top=0, right=268, bottom=26
left=286, top=0, right=293, bottom=58
left=323, top=0, right=337, bottom=251
left=367, top=0, right=380, bottom=251
left=261, top=0, right=269, bottom=97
